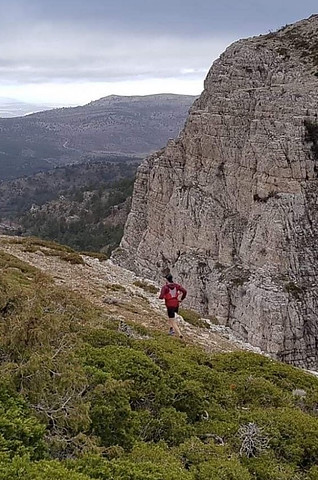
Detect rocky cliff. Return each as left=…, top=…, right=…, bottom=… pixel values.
left=115, top=15, right=318, bottom=369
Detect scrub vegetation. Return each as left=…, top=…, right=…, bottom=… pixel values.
left=0, top=245, right=318, bottom=479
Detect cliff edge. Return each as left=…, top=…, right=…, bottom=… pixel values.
left=115, top=16, right=318, bottom=369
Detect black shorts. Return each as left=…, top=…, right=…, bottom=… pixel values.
left=167, top=306, right=179, bottom=318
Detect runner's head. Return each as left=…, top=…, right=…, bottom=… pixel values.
left=165, top=273, right=173, bottom=283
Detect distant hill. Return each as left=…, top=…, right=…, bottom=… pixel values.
left=0, top=94, right=197, bottom=180
left=0, top=97, right=57, bottom=118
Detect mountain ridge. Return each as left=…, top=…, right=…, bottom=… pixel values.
left=0, top=93, right=197, bottom=180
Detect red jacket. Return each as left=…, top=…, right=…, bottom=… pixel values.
left=159, top=282, right=187, bottom=308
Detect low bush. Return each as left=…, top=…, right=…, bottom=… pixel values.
left=179, top=308, right=210, bottom=328
left=194, top=457, right=252, bottom=480
left=8, top=236, right=75, bottom=253
left=133, top=280, right=158, bottom=294
left=41, top=249, right=85, bottom=265
left=105, top=283, right=126, bottom=292
left=80, top=251, right=109, bottom=261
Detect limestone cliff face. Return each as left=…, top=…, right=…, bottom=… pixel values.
left=114, top=16, right=318, bottom=369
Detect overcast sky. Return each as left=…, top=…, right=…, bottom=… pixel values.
left=0, top=0, right=317, bottom=106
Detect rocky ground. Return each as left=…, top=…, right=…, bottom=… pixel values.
left=0, top=235, right=263, bottom=355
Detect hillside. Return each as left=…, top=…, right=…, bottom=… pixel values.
left=0, top=94, right=196, bottom=180
left=0, top=160, right=138, bottom=253
left=0, top=235, right=317, bottom=479
left=20, top=178, right=134, bottom=254
left=0, top=159, right=138, bottom=218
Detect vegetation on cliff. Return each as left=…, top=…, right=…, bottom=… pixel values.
left=304, top=119, right=318, bottom=162
left=0, top=243, right=318, bottom=479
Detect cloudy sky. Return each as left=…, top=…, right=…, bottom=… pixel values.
left=0, top=0, right=317, bottom=106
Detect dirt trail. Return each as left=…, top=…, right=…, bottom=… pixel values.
left=0, top=236, right=262, bottom=354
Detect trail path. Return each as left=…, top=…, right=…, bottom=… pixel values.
left=0, top=236, right=262, bottom=354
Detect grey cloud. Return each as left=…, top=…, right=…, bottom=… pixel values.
left=0, top=20, right=232, bottom=83
left=0, top=0, right=317, bottom=86
left=3, top=0, right=317, bottom=36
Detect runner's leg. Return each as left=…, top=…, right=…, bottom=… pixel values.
left=171, top=309, right=182, bottom=337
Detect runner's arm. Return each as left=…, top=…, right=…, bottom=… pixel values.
left=159, top=286, right=167, bottom=299
left=177, top=285, right=187, bottom=300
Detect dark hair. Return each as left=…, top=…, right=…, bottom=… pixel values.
left=165, top=274, right=173, bottom=282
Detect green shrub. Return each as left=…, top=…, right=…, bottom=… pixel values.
left=133, top=280, right=158, bottom=294
left=0, top=456, right=91, bottom=480
left=150, top=407, right=193, bottom=445
left=80, top=251, right=109, bottom=261
left=6, top=236, right=75, bottom=253
left=13, top=237, right=85, bottom=265
left=83, top=328, right=133, bottom=348
left=245, top=455, right=300, bottom=480
left=234, top=375, right=291, bottom=408
left=74, top=444, right=193, bottom=480
left=176, top=437, right=231, bottom=466
left=210, top=351, right=318, bottom=392
left=88, top=378, right=139, bottom=449
left=0, top=386, right=47, bottom=460
left=194, top=457, right=252, bottom=480
left=172, top=379, right=209, bottom=421
left=206, top=315, right=219, bottom=325
left=179, top=308, right=210, bottom=329
left=41, top=249, right=85, bottom=265
left=307, top=465, right=318, bottom=480
left=78, top=458, right=191, bottom=480
left=242, top=408, right=318, bottom=467
left=105, top=283, right=126, bottom=291
left=0, top=251, right=40, bottom=278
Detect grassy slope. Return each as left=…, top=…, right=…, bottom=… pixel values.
left=0, top=241, right=318, bottom=480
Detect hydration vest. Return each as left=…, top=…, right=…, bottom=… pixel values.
left=164, top=286, right=178, bottom=301
left=164, top=284, right=180, bottom=307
